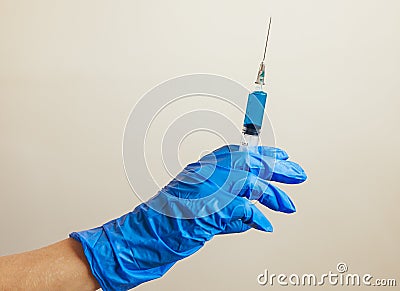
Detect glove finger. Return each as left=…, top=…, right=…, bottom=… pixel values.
left=224, top=149, right=306, bottom=184
left=258, top=183, right=296, bottom=213
left=270, top=159, right=307, bottom=184
left=245, top=203, right=273, bottom=232
left=250, top=155, right=307, bottom=184
left=218, top=219, right=251, bottom=235
left=257, top=146, right=289, bottom=160
left=209, top=145, right=289, bottom=161
left=198, top=145, right=307, bottom=184
left=228, top=197, right=273, bottom=232
left=230, top=173, right=296, bottom=213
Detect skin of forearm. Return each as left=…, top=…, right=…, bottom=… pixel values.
left=0, top=238, right=100, bottom=291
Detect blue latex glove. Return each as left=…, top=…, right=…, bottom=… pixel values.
left=70, top=145, right=307, bottom=291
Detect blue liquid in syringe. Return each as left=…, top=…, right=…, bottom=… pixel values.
left=243, top=91, right=268, bottom=134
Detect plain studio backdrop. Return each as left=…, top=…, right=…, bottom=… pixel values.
left=1, top=1, right=399, bottom=290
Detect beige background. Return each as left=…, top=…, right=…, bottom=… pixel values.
left=1, top=0, right=399, bottom=290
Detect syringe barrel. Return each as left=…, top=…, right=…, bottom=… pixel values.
left=242, top=90, right=268, bottom=136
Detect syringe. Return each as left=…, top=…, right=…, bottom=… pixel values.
left=240, top=17, right=272, bottom=153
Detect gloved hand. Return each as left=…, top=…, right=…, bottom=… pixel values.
left=70, top=145, right=307, bottom=291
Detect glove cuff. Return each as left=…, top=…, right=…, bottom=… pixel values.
left=70, top=216, right=175, bottom=291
